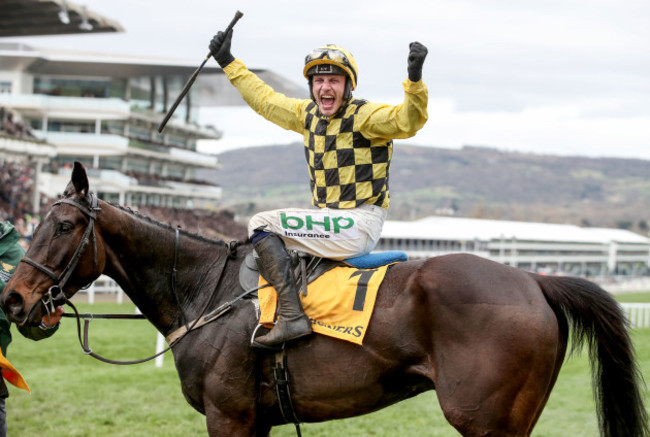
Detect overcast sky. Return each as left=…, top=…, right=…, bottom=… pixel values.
left=9, top=0, right=650, bottom=159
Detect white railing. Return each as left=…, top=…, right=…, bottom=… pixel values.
left=80, top=275, right=124, bottom=304
left=621, top=303, right=650, bottom=329
left=0, top=94, right=130, bottom=114
left=602, top=278, right=650, bottom=294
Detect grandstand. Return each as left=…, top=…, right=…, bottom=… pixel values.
left=0, top=1, right=302, bottom=213
left=378, top=216, right=650, bottom=277
left=0, top=41, right=226, bottom=210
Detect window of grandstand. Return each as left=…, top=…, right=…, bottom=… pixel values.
left=100, top=120, right=125, bottom=135
left=148, top=194, right=162, bottom=207
left=33, top=77, right=113, bottom=98
left=47, top=119, right=96, bottom=133
left=128, top=125, right=151, bottom=141
left=99, top=192, right=120, bottom=204
left=167, top=135, right=189, bottom=148
left=130, top=193, right=146, bottom=205
left=125, top=159, right=150, bottom=174
left=50, top=157, right=94, bottom=170
left=98, top=156, right=123, bottom=170
left=151, top=162, right=163, bottom=175
left=27, top=118, right=42, bottom=130
left=166, top=165, right=185, bottom=179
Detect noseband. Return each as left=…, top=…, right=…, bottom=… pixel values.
left=21, top=192, right=101, bottom=320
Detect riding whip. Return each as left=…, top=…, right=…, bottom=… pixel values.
left=157, top=10, right=244, bottom=133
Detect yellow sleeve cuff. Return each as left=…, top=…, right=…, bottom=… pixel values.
left=402, top=78, right=427, bottom=94
left=223, top=58, right=246, bottom=78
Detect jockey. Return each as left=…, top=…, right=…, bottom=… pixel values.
left=209, top=33, right=429, bottom=346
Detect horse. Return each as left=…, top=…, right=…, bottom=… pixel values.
left=1, top=162, right=648, bottom=437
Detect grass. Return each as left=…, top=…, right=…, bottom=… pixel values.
left=5, top=294, right=650, bottom=436
left=615, top=291, right=650, bottom=303
left=7, top=302, right=206, bottom=437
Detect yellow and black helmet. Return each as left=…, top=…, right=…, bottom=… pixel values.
left=304, top=44, right=358, bottom=91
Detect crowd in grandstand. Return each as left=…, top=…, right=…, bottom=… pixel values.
left=0, top=163, right=42, bottom=223
left=138, top=205, right=247, bottom=241
left=0, top=107, right=35, bottom=139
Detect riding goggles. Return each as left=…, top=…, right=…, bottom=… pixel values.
left=305, top=48, right=352, bottom=68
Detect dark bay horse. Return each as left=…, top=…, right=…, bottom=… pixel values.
left=1, top=162, right=648, bottom=436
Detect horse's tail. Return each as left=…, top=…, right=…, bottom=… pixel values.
left=532, top=274, right=649, bottom=437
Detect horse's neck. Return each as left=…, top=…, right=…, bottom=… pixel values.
left=99, top=207, right=236, bottom=335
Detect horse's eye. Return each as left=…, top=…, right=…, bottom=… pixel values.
left=55, top=222, right=74, bottom=236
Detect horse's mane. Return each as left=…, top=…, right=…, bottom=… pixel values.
left=111, top=202, right=244, bottom=248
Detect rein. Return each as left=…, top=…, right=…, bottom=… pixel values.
left=21, top=192, right=245, bottom=365
left=59, top=275, right=264, bottom=366
left=63, top=297, right=172, bottom=366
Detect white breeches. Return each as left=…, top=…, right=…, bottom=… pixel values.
left=248, top=204, right=387, bottom=260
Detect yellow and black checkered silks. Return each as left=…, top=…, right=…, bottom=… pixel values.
left=303, top=100, right=392, bottom=209
left=221, top=59, right=428, bottom=210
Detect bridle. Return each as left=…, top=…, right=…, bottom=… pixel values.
left=17, top=191, right=247, bottom=365
left=20, top=192, right=101, bottom=323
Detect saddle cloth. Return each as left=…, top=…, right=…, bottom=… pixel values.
left=258, top=264, right=391, bottom=345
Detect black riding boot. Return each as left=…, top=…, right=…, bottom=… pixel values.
left=254, top=234, right=312, bottom=346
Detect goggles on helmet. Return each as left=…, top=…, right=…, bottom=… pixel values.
left=305, top=48, right=351, bottom=68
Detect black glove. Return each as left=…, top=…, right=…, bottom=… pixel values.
left=209, top=30, right=235, bottom=68
left=407, top=41, right=428, bottom=82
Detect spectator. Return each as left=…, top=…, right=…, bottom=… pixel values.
left=0, top=220, right=64, bottom=437
left=0, top=113, right=16, bottom=137
left=0, top=108, right=35, bottom=139
left=0, top=163, right=48, bottom=225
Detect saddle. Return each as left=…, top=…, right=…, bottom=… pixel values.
left=241, top=250, right=408, bottom=429
left=238, top=250, right=408, bottom=296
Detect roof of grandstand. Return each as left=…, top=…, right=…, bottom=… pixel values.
left=382, top=215, right=650, bottom=244
left=0, top=0, right=123, bottom=38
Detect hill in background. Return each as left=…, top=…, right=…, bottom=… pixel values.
left=198, top=144, right=650, bottom=234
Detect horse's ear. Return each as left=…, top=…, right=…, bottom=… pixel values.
left=71, top=161, right=89, bottom=197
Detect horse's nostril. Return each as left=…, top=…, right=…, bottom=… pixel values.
left=4, top=290, right=25, bottom=316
